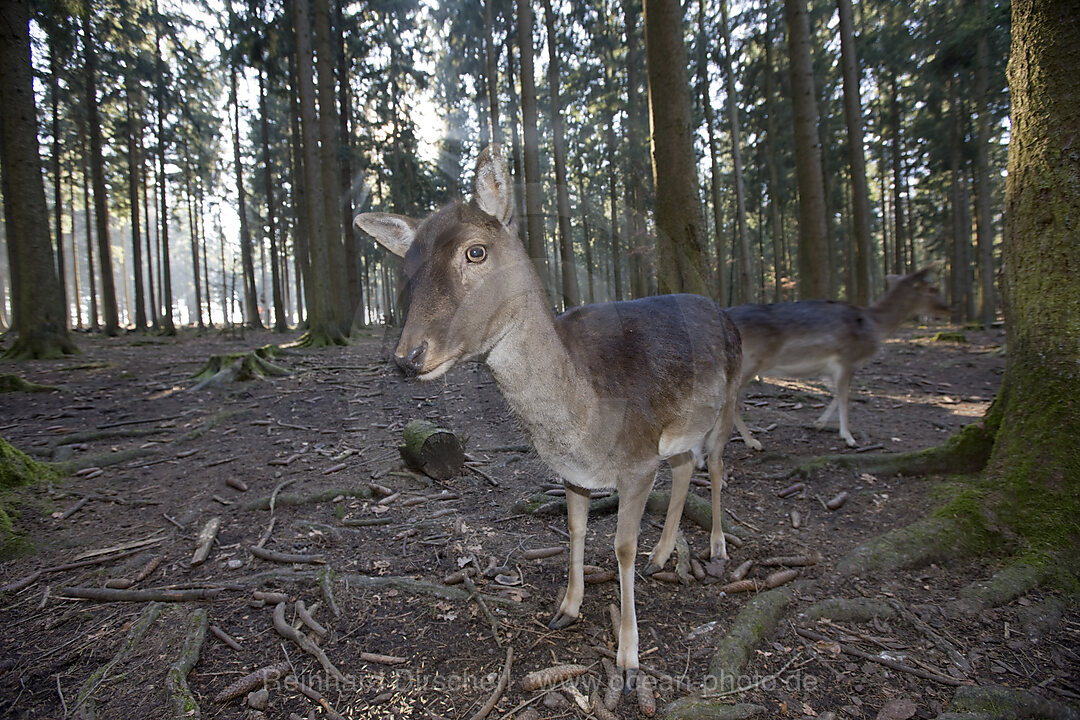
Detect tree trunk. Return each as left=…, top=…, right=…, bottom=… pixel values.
left=887, top=70, right=907, bottom=277
left=0, top=0, right=77, bottom=358
left=483, top=0, right=501, bottom=146
left=836, top=0, right=872, bottom=305
left=696, top=0, right=726, bottom=304
left=153, top=0, right=174, bottom=334
left=643, top=0, right=708, bottom=297
left=948, top=76, right=972, bottom=323
left=83, top=7, right=119, bottom=335
left=313, top=0, right=349, bottom=336
left=973, top=0, right=996, bottom=327
left=292, top=0, right=344, bottom=345
left=622, top=0, right=650, bottom=301
left=48, top=38, right=69, bottom=328
left=516, top=0, right=548, bottom=288
left=762, top=8, right=785, bottom=302
left=80, top=129, right=98, bottom=330
left=541, top=0, right=580, bottom=309
left=718, top=0, right=754, bottom=303
left=259, top=67, right=287, bottom=332
left=287, top=42, right=310, bottom=326
left=983, top=0, right=1079, bottom=557
left=124, top=60, right=147, bottom=331
left=784, top=0, right=830, bottom=300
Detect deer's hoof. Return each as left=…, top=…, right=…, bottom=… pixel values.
left=703, top=557, right=727, bottom=578
left=747, top=439, right=764, bottom=451
left=642, top=562, right=663, bottom=576
left=622, top=668, right=638, bottom=695
left=547, top=612, right=578, bottom=630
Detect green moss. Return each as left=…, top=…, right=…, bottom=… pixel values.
left=932, top=331, right=969, bottom=343
left=1, top=437, right=62, bottom=554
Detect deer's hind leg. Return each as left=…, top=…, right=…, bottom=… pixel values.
left=644, top=451, right=694, bottom=574
left=703, top=402, right=738, bottom=576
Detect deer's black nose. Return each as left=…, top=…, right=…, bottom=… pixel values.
left=395, top=341, right=428, bottom=377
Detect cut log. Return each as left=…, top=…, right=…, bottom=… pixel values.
left=398, top=420, right=465, bottom=481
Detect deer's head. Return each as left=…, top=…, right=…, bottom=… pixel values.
left=884, top=264, right=951, bottom=316
left=354, top=145, right=540, bottom=380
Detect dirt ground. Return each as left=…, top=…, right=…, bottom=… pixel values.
left=0, top=320, right=1077, bottom=719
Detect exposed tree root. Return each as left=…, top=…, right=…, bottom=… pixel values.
left=0, top=373, right=60, bottom=393
left=707, top=585, right=794, bottom=685
left=73, top=602, right=163, bottom=715
left=954, top=562, right=1048, bottom=612
left=836, top=516, right=961, bottom=575
left=943, top=684, right=1080, bottom=720
left=166, top=608, right=208, bottom=719
left=789, top=420, right=997, bottom=479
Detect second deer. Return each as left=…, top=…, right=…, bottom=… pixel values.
left=729, top=268, right=950, bottom=449
left=354, top=145, right=742, bottom=693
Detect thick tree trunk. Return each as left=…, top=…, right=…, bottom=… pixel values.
left=48, top=41, right=68, bottom=328
left=258, top=68, right=287, bottom=332
left=541, top=0, right=580, bottom=309
left=622, top=0, right=650, bottom=300
left=762, top=10, right=785, bottom=302
left=0, top=0, right=77, bottom=358
left=516, top=0, right=547, bottom=286
left=783, top=0, right=830, bottom=300
left=987, top=0, right=1080, bottom=547
left=83, top=8, right=119, bottom=335
left=643, top=0, right=708, bottom=297
left=887, top=71, right=907, bottom=277
left=837, top=0, right=872, bottom=305
left=153, top=0, right=174, bottom=334
left=696, top=2, right=726, bottom=304
left=124, top=63, right=147, bottom=331
left=718, top=0, right=754, bottom=303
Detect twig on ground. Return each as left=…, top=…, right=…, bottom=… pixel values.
left=271, top=602, right=346, bottom=682
left=58, top=586, right=223, bottom=603
left=466, top=463, right=500, bottom=487
left=468, top=645, right=513, bottom=720
left=286, top=676, right=346, bottom=720
left=256, top=516, right=276, bottom=549
left=702, top=651, right=805, bottom=698
left=462, top=574, right=502, bottom=646
left=210, top=624, right=242, bottom=651
left=269, top=478, right=299, bottom=516
left=795, top=626, right=967, bottom=686
left=1, top=547, right=146, bottom=594
left=249, top=546, right=326, bottom=564
left=213, top=662, right=290, bottom=703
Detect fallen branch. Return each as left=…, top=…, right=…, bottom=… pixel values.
left=59, top=586, right=223, bottom=603
left=463, top=575, right=502, bottom=646
left=166, top=608, right=208, bottom=719
left=249, top=546, right=326, bottom=564
left=272, top=602, right=346, bottom=682
left=1, top=546, right=146, bottom=594
left=285, top=675, right=345, bottom=720
left=794, top=626, right=967, bottom=686
left=468, top=645, right=513, bottom=720
left=210, top=625, right=242, bottom=651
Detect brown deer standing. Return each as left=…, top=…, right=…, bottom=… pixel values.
left=728, top=267, right=950, bottom=449
left=354, top=145, right=742, bottom=693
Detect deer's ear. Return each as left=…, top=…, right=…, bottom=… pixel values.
left=473, top=144, right=514, bottom=227
left=353, top=213, right=417, bottom=258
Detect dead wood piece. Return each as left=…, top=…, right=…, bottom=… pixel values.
left=295, top=600, right=327, bottom=636
left=521, top=664, right=589, bottom=691
left=401, top=496, right=428, bottom=507
left=1, top=547, right=148, bottom=594
left=58, top=496, right=89, bottom=520
left=650, top=571, right=682, bottom=584
left=285, top=676, right=346, bottom=720
left=759, top=551, right=823, bottom=568
left=272, top=602, right=346, bottom=683
left=166, top=608, right=208, bottom=719
left=59, top=586, right=222, bottom=603
left=584, top=570, right=616, bottom=584
left=341, top=517, right=392, bottom=527
left=399, top=419, right=466, bottom=481
left=523, top=546, right=565, bottom=560
left=74, top=533, right=167, bottom=561
left=359, top=652, right=407, bottom=665
left=794, top=626, right=965, bottom=686
left=210, top=625, right=242, bottom=651
left=213, top=663, right=290, bottom=703
left=469, top=645, right=513, bottom=720
left=323, top=462, right=347, bottom=475
left=191, top=517, right=222, bottom=566
left=249, top=546, right=326, bottom=564
left=444, top=567, right=478, bottom=585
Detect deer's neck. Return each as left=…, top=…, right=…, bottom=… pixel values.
left=484, top=295, right=601, bottom=482
left=867, top=289, right=918, bottom=336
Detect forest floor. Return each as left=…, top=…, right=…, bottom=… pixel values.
left=0, top=320, right=1077, bottom=720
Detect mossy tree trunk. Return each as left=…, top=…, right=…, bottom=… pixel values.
left=978, top=0, right=1080, bottom=556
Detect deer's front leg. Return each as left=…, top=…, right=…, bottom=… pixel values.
left=613, top=473, right=655, bottom=694
left=549, top=482, right=590, bottom=629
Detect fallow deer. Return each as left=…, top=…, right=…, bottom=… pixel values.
left=729, top=267, right=950, bottom=449
left=354, top=145, right=742, bottom=692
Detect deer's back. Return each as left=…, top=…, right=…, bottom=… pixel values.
left=727, top=301, right=881, bottom=380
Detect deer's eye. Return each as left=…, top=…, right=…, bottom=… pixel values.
left=466, top=245, right=487, bottom=264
